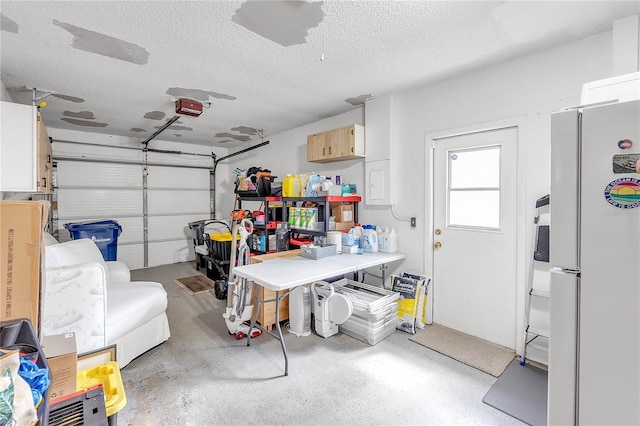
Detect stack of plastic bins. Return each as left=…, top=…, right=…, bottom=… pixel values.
left=76, top=361, right=126, bottom=426
left=335, top=280, right=400, bottom=345
left=205, top=232, right=233, bottom=281
left=0, top=318, right=52, bottom=425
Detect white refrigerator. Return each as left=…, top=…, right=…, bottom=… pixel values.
left=548, top=99, right=640, bottom=425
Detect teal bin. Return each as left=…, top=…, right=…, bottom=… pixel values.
left=64, top=220, right=122, bottom=261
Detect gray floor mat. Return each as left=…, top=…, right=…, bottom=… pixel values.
left=482, top=359, right=548, bottom=426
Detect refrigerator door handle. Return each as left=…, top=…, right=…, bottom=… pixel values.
left=551, top=266, right=580, bottom=275
left=548, top=267, right=580, bottom=425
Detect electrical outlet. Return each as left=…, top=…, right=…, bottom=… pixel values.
left=410, top=217, right=416, bottom=228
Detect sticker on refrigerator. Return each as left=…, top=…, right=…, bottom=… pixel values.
left=618, top=139, right=633, bottom=150
left=612, top=154, right=640, bottom=174
left=604, top=178, right=640, bottom=209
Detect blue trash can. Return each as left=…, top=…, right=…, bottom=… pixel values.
left=64, top=220, right=122, bottom=261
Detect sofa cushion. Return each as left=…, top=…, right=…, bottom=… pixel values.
left=107, top=261, right=131, bottom=283
left=106, top=281, right=168, bottom=343
left=46, top=239, right=111, bottom=283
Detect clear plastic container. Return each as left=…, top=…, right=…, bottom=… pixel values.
left=339, top=313, right=397, bottom=345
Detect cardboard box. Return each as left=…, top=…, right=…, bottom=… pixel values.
left=341, top=183, right=357, bottom=196
left=249, top=249, right=301, bottom=330
left=249, top=249, right=301, bottom=264
left=331, top=203, right=354, bottom=223
left=334, top=221, right=355, bottom=231
left=41, top=332, right=78, bottom=399
left=1, top=200, right=49, bottom=331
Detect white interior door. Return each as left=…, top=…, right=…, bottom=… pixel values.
left=432, top=126, right=518, bottom=348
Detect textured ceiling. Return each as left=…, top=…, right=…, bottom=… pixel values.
left=1, top=1, right=639, bottom=148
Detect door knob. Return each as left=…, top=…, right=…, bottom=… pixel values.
left=433, top=241, right=442, bottom=249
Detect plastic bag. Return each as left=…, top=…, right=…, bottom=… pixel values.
left=17, top=357, right=50, bottom=406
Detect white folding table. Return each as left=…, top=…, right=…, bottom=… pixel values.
left=232, top=252, right=406, bottom=376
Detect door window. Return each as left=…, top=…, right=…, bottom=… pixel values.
left=448, top=146, right=501, bottom=230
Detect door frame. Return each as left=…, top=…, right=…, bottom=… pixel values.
left=424, top=117, right=527, bottom=351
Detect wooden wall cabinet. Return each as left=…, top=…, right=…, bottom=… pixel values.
left=0, top=101, right=52, bottom=193
left=307, top=124, right=365, bottom=163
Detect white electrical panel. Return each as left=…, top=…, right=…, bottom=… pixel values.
left=365, top=159, right=390, bottom=205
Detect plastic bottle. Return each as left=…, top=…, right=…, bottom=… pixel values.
left=349, top=225, right=363, bottom=249
left=361, top=225, right=379, bottom=253
left=276, top=222, right=290, bottom=252
left=386, top=228, right=398, bottom=253
left=283, top=174, right=301, bottom=197
left=377, top=227, right=388, bottom=252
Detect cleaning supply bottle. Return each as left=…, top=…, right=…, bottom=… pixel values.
left=349, top=225, right=362, bottom=249
left=386, top=228, right=398, bottom=253
left=377, top=227, right=388, bottom=252
left=283, top=174, right=301, bottom=197
left=361, top=225, right=379, bottom=253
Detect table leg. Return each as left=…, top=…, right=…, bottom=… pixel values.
left=244, top=284, right=289, bottom=376
left=274, top=290, right=289, bottom=376
left=247, top=280, right=259, bottom=347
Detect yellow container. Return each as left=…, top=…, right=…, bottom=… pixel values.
left=77, top=361, right=126, bottom=417
left=209, top=232, right=239, bottom=242
left=283, top=174, right=301, bottom=197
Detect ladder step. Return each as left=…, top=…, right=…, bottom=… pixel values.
left=530, top=289, right=550, bottom=298
left=526, top=325, right=549, bottom=338
left=527, top=341, right=548, bottom=353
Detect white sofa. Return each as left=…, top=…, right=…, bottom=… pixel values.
left=42, top=237, right=170, bottom=367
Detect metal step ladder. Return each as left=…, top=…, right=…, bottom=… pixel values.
left=520, top=194, right=550, bottom=366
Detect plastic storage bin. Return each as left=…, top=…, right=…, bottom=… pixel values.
left=339, top=310, right=398, bottom=345
left=334, top=280, right=400, bottom=345
left=300, top=244, right=337, bottom=260
left=0, top=318, right=52, bottom=425
left=64, top=220, right=122, bottom=261
left=77, top=361, right=126, bottom=425
left=208, top=232, right=235, bottom=262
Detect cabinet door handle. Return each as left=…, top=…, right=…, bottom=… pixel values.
left=323, top=147, right=325, bottom=155
left=329, top=147, right=332, bottom=155
left=47, top=154, right=51, bottom=163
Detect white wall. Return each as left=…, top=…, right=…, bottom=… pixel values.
left=0, top=80, right=11, bottom=101
left=256, top=31, right=614, bottom=277
left=249, top=30, right=617, bottom=353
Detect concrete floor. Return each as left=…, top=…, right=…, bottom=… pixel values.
left=117, top=261, right=524, bottom=425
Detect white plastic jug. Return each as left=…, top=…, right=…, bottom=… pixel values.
left=377, top=227, right=388, bottom=252
left=386, top=228, right=398, bottom=253
left=283, top=174, right=301, bottom=197
left=361, top=225, right=379, bottom=253
left=349, top=226, right=363, bottom=248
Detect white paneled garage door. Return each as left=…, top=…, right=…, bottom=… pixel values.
left=146, top=165, right=211, bottom=267
left=54, top=141, right=214, bottom=270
